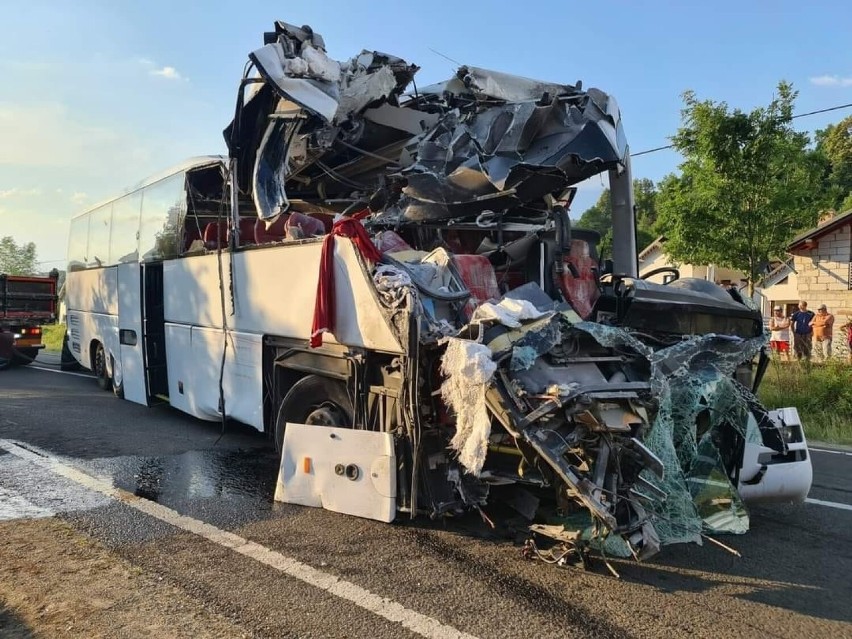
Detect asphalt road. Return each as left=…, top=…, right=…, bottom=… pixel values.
left=1, top=355, right=851, bottom=638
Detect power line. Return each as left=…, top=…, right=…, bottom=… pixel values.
left=629, top=101, right=852, bottom=158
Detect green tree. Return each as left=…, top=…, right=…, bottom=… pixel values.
left=656, top=82, right=820, bottom=295
left=815, top=115, right=852, bottom=211
left=575, top=178, right=660, bottom=256
left=0, top=236, right=38, bottom=275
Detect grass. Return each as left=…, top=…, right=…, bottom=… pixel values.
left=758, top=359, right=852, bottom=446
left=41, top=323, right=65, bottom=352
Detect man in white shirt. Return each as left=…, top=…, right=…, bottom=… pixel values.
left=768, top=305, right=791, bottom=361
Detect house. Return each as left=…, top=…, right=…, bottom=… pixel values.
left=753, top=259, right=799, bottom=318
left=638, top=236, right=747, bottom=286
left=781, top=209, right=852, bottom=357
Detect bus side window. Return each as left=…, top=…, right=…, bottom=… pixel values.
left=67, top=214, right=90, bottom=272
left=87, top=204, right=113, bottom=267
left=110, top=192, right=142, bottom=264
left=139, top=173, right=186, bottom=261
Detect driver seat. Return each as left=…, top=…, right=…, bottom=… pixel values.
left=558, top=230, right=601, bottom=319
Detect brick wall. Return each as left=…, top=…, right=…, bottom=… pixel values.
left=791, top=222, right=852, bottom=358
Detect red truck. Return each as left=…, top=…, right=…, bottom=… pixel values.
left=0, top=271, right=59, bottom=369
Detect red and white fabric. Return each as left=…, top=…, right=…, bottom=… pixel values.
left=310, top=211, right=382, bottom=348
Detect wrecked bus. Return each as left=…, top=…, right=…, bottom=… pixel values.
left=64, top=21, right=811, bottom=564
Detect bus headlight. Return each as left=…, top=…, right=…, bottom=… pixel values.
left=779, top=424, right=802, bottom=444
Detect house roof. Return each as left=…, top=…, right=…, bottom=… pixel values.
left=638, top=235, right=667, bottom=261
left=787, top=209, right=852, bottom=251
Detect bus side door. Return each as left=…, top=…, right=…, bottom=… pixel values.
left=116, top=262, right=148, bottom=404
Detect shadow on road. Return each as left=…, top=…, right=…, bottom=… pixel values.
left=0, top=604, right=36, bottom=639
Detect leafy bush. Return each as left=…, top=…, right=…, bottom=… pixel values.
left=41, top=323, right=65, bottom=353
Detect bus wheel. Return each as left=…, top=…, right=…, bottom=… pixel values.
left=274, top=375, right=354, bottom=454
left=93, top=342, right=111, bottom=391
left=111, top=356, right=124, bottom=398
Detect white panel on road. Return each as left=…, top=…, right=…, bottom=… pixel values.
left=275, top=423, right=397, bottom=523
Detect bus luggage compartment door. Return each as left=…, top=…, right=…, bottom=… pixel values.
left=116, top=262, right=147, bottom=404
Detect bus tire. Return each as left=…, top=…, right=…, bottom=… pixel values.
left=274, top=375, right=354, bottom=454
left=93, top=342, right=111, bottom=391
left=111, top=355, right=124, bottom=398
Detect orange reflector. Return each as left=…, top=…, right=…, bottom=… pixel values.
left=302, top=457, right=312, bottom=474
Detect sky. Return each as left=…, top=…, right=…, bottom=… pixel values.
left=1, top=1, right=851, bottom=268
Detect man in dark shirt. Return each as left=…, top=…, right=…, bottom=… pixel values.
left=790, top=300, right=815, bottom=361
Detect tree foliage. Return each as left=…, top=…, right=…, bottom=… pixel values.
left=0, top=236, right=38, bottom=275
left=656, top=82, right=821, bottom=294
left=814, top=115, right=852, bottom=212
left=576, top=178, right=660, bottom=256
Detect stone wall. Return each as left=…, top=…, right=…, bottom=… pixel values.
left=791, top=222, right=852, bottom=358
left=792, top=224, right=851, bottom=301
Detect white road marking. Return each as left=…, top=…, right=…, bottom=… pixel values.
left=0, top=485, right=54, bottom=520
left=805, top=497, right=852, bottom=512
left=810, top=447, right=852, bottom=457
left=0, top=439, right=479, bottom=639
left=26, top=365, right=94, bottom=379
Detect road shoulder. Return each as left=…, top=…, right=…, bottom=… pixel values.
left=0, top=517, right=249, bottom=638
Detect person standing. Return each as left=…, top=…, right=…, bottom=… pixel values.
left=769, top=306, right=791, bottom=361
left=810, top=304, right=835, bottom=362
left=790, top=301, right=815, bottom=361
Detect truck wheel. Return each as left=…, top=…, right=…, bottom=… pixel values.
left=274, top=375, right=354, bottom=454
left=93, top=342, right=111, bottom=391
left=12, top=348, right=38, bottom=366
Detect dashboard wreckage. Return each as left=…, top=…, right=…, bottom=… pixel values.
left=200, top=21, right=813, bottom=567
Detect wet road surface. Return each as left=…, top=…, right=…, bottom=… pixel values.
left=1, top=356, right=851, bottom=638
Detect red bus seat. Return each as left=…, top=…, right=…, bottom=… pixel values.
left=451, top=254, right=501, bottom=318
left=254, top=215, right=289, bottom=244
left=374, top=230, right=411, bottom=254
left=559, top=237, right=600, bottom=319
left=232, top=217, right=256, bottom=246
left=284, top=212, right=327, bottom=238
left=203, top=222, right=227, bottom=250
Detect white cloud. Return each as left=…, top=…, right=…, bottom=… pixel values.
left=150, top=65, right=184, bottom=81
left=0, top=187, right=41, bottom=199
left=810, top=74, right=852, bottom=88
left=70, top=191, right=88, bottom=204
